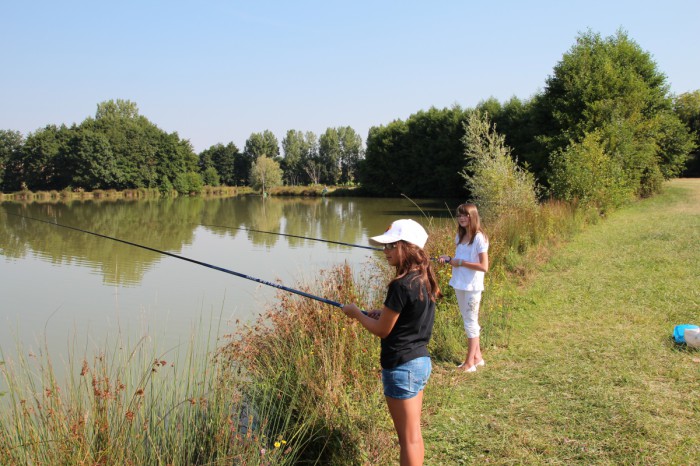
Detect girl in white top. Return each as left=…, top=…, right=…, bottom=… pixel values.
left=439, top=203, right=489, bottom=372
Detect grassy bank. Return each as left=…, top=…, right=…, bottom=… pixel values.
left=423, top=178, right=700, bottom=465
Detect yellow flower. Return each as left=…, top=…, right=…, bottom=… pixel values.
left=274, top=441, right=281, bottom=448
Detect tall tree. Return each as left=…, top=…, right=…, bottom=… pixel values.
left=9, top=125, right=71, bottom=191
left=0, top=130, right=24, bottom=192
left=674, top=90, right=700, bottom=176
left=199, top=142, right=239, bottom=185
left=360, top=106, right=469, bottom=197
left=241, top=130, right=280, bottom=185
left=318, top=128, right=342, bottom=184
left=537, top=29, right=693, bottom=197
left=58, top=128, right=120, bottom=190
left=281, top=130, right=316, bottom=185
left=82, top=99, right=198, bottom=190
left=337, top=126, right=364, bottom=184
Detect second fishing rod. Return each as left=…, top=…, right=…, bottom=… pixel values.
left=197, top=222, right=444, bottom=262
left=196, top=222, right=382, bottom=251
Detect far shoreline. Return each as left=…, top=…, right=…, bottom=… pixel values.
left=0, top=184, right=364, bottom=204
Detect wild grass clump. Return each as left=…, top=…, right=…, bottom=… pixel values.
left=200, top=185, right=240, bottom=197
left=0, top=319, right=307, bottom=465
left=219, top=263, right=396, bottom=465
left=267, top=185, right=328, bottom=196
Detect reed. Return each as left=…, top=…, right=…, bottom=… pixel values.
left=219, top=263, right=396, bottom=465
left=0, top=315, right=305, bottom=465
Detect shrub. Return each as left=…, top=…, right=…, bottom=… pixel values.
left=173, top=171, right=204, bottom=195
left=461, top=111, right=540, bottom=219
left=548, top=130, right=633, bottom=213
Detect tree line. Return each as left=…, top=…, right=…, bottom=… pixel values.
left=362, top=30, right=699, bottom=204
left=1, top=30, right=699, bottom=205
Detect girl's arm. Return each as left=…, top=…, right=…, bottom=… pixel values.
left=453, top=251, right=489, bottom=272
left=342, top=304, right=400, bottom=338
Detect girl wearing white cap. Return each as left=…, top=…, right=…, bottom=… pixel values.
left=439, top=203, right=489, bottom=372
left=343, top=219, right=440, bottom=466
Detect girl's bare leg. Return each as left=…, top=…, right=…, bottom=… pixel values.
left=386, top=391, right=425, bottom=466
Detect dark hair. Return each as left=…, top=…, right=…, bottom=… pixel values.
left=456, top=203, right=488, bottom=245
left=390, top=241, right=441, bottom=302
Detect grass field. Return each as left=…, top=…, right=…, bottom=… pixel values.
left=422, top=179, right=700, bottom=465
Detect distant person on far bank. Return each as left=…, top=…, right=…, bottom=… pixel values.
left=342, top=219, right=440, bottom=466
left=439, top=203, right=489, bottom=372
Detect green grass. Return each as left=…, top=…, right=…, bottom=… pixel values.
left=423, top=179, right=700, bottom=465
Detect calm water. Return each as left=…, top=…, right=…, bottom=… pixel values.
left=0, top=195, right=452, bottom=375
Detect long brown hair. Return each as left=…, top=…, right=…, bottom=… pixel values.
left=456, top=203, right=488, bottom=245
left=389, top=241, right=441, bottom=302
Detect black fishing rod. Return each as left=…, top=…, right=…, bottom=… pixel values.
left=197, top=222, right=382, bottom=251
left=6, top=212, right=344, bottom=308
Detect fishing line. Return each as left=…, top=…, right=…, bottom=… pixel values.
left=197, top=222, right=382, bottom=251
left=6, top=212, right=344, bottom=308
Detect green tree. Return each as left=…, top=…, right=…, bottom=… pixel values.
left=281, top=130, right=316, bottom=185
left=0, top=130, right=24, bottom=192
left=199, top=142, right=239, bottom=185
left=478, top=96, right=547, bottom=181
left=201, top=166, right=220, bottom=186
left=319, top=128, right=342, bottom=184
left=337, top=126, right=363, bottom=184
left=95, top=99, right=139, bottom=120
left=461, top=111, right=539, bottom=218
left=537, top=29, right=693, bottom=197
left=8, top=124, right=71, bottom=191
left=82, top=99, right=198, bottom=190
left=674, top=90, right=700, bottom=176
left=360, top=106, right=469, bottom=197
left=241, top=130, right=280, bottom=185
left=59, top=128, right=120, bottom=190
left=250, top=155, right=283, bottom=193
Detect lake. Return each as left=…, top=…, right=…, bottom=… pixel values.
left=0, top=195, right=452, bottom=379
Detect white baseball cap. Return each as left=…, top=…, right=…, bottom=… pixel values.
left=370, top=219, right=428, bottom=249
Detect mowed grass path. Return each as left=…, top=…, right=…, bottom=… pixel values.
left=423, top=179, right=700, bottom=465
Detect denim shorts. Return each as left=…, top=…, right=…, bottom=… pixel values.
left=381, top=356, right=432, bottom=400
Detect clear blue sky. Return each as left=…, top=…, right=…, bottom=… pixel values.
left=2, top=1, right=698, bottom=153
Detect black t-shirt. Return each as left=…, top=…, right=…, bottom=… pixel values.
left=380, top=271, right=435, bottom=369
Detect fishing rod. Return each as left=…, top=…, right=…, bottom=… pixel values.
left=198, top=222, right=443, bottom=262
left=6, top=212, right=344, bottom=308
left=197, top=222, right=382, bottom=251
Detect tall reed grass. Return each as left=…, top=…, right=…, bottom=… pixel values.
left=218, top=263, right=396, bottom=465
left=0, top=316, right=305, bottom=465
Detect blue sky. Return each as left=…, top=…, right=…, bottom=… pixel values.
left=2, top=1, right=698, bottom=153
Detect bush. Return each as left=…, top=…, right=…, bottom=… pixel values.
left=173, top=171, right=204, bottom=195
left=461, top=111, right=540, bottom=219
left=548, top=131, right=634, bottom=213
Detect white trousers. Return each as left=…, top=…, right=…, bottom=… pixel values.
left=455, top=290, right=482, bottom=338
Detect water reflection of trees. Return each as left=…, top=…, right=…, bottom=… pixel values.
left=199, top=196, right=370, bottom=250
left=1, top=199, right=200, bottom=286
left=1, top=196, right=445, bottom=287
